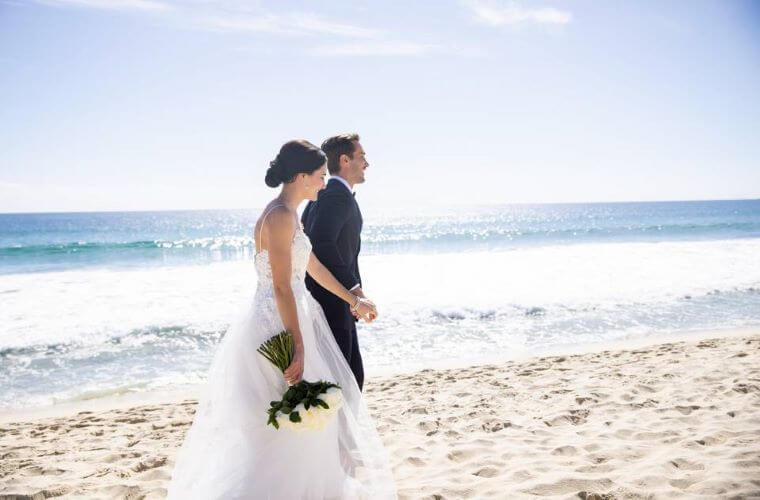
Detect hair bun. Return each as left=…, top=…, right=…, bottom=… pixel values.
left=264, top=159, right=282, bottom=187
left=264, top=140, right=326, bottom=188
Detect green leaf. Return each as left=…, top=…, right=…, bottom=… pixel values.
left=289, top=411, right=301, bottom=423
left=267, top=413, right=279, bottom=429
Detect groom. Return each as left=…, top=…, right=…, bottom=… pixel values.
left=302, top=133, right=372, bottom=391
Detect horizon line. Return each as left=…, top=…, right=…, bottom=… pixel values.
left=1, top=196, right=758, bottom=216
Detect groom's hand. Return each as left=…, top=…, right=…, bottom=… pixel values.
left=356, top=298, right=378, bottom=323
left=351, top=288, right=378, bottom=322
left=364, top=298, right=378, bottom=322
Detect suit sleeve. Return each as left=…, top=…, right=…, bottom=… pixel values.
left=308, top=192, right=357, bottom=290
left=354, top=260, right=362, bottom=290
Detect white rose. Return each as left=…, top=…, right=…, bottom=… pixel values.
left=276, top=412, right=293, bottom=430
left=323, top=387, right=344, bottom=411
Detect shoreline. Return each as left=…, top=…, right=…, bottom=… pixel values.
left=1, top=328, right=758, bottom=498
left=1, top=325, right=757, bottom=424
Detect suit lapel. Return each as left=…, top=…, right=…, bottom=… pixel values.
left=354, top=194, right=362, bottom=230
left=326, top=178, right=361, bottom=231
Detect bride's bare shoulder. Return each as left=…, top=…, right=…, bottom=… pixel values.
left=256, top=204, right=296, bottom=240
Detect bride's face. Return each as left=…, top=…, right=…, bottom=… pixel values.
left=303, top=164, right=327, bottom=201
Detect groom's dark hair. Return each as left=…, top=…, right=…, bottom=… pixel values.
left=321, top=133, right=360, bottom=175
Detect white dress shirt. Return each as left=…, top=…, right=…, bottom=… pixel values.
left=330, top=175, right=353, bottom=194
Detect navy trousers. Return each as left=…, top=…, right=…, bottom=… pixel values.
left=331, top=324, right=364, bottom=391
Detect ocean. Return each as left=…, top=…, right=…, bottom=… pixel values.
left=1, top=199, right=759, bottom=409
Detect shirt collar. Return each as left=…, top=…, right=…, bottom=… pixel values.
left=330, top=176, right=354, bottom=194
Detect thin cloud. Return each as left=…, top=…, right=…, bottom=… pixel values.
left=199, top=14, right=295, bottom=36
left=32, top=1, right=437, bottom=58
left=199, top=12, right=382, bottom=38
left=36, top=1, right=381, bottom=39
left=290, top=13, right=381, bottom=38
left=311, top=41, right=436, bottom=57
left=463, top=0, right=572, bottom=26
left=39, top=0, right=171, bottom=12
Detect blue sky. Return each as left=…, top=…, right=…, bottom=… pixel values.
left=1, top=0, right=758, bottom=212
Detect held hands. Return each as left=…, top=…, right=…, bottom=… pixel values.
left=351, top=297, right=378, bottom=322
left=349, top=287, right=378, bottom=322
left=283, top=347, right=304, bottom=385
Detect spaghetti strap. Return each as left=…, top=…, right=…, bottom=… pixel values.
left=256, top=203, right=285, bottom=254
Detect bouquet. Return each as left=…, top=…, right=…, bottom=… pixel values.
left=257, top=330, right=344, bottom=432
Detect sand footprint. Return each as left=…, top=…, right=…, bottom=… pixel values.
left=404, top=456, right=426, bottom=467
left=131, top=455, right=168, bottom=473
left=635, top=383, right=658, bottom=393
left=480, top=419, right=511, bottom=432
left=630, top=398, right=658, bottom=409
left=404, top=406, right=429, bottom=415
left=472, top=466, right=499, bottom=478
left=667, top=457, right=705, bottom=470
left=575, top=396, right=597, bottom=405
left=524, top=478, right=614, bottom=496
left=417, top=419, right=440, bottom=436
left=550, top=445, right=578, bottom=456
left=669, top=476, right=702, bottom=489
left=446, top=447, right=479, bottom=463
left=543, top=409, right=590, bottom=427
left=577, top=491, right=616, bottom=500
left=673, top=405, right=701, bottom=415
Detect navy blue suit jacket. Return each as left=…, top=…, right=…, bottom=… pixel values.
left=302, top=178, right=363, bottom=332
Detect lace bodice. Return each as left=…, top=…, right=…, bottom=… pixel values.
left=251, top=223, right=312, bottom=347
left=254, top=226, right=311, bottom=286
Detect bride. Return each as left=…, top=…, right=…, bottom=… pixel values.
left=167, top=140, right=396, bottom=499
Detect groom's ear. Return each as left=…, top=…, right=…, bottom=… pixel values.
left=338, top=153, right=350, bottom=172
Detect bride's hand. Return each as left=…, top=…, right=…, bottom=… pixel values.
left=355, top=298, right=378, bottom=322
left=283, top=348, right=304, bottom=385
left=350, top=303, right=373, bottom=320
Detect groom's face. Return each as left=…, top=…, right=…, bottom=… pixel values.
left=344, top=141, right=368, bottom=185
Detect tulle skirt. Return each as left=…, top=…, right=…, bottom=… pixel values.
left=166, top=281, right=396, bottom=499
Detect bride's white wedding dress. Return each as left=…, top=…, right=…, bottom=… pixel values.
left=167, top=211, right=396, bottom=499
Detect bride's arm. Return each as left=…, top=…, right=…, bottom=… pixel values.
left=266, top=209, right=304, bottom=384
left=306, top=252, right=377, bottom=320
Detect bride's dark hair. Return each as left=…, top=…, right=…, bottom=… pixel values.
left=265, top=140, right=326, bottom=188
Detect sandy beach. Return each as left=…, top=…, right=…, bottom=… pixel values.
left=2, top=330, right=759, bottom=499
